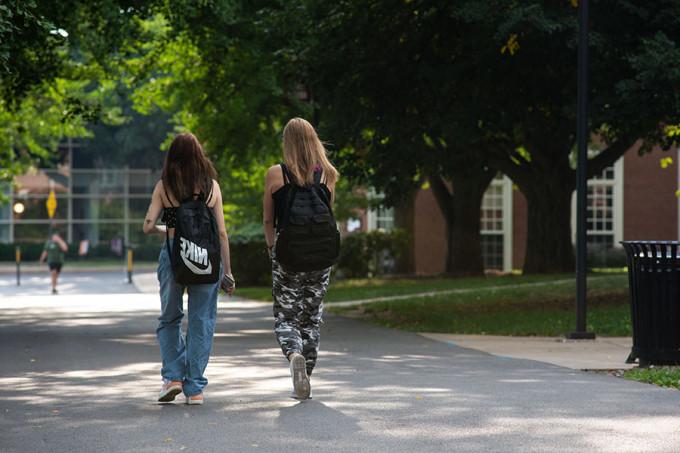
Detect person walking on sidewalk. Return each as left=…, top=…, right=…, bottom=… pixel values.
left=263, top=118, right=340, bottom=400
left=143, top=132, right=235, bottom=405
left=39, top=229, right=68, bottom=295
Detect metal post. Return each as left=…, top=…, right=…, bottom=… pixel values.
left=123, top=167, right=130, bottom=247
left=15, top=245, right=20, bottom=286
left=568, top=0, right=595, bottom=340
left=67, top=138, right=73, bottom=243
left=127, top=247, right=133, bottom=284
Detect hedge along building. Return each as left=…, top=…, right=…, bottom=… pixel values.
left=360, top=144, right=679, bottom=275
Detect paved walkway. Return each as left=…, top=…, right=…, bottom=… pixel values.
left=1, top=273, right=679, bottom=452
left=421, top=334, right=635, bottom=370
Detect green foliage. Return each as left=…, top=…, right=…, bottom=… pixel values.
left=0, top=1, right=154, bottom=104
left=624, top=367, right=680, bottom=391
left=229, top=232, right=271, bottom=286
left=337, top=229, right=409, bottom=278
left=587, top=245, right=628, bottom=269
left=122, top=6, right=306, bottom=228
left=0, top=1, right=156, bottom=183
left=0, top=79, right=96, bottom=186
left=266, top=0, right=680, bottom=273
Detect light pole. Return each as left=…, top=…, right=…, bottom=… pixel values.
left=568, top=0, right=596, bottom=340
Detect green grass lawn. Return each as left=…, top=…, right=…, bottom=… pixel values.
left=238, top=272, right=626, bottom=303
left=624, top=367, right=680, bottom=390
left=239, top=273, right=631, bottom=337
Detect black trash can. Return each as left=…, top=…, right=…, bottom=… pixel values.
left=621, top=241, right=680, bottom=367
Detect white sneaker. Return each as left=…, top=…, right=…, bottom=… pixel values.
left=290, top=389, right=313, bottom=400
left=289, top=353, right=311, bottom=400
left=185, top=394, right=204, bottom=405
left=158, top=380, right=183, bottom=402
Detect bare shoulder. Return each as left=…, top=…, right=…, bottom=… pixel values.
left=266, top=164, right=282, bottom=179
left=210, top=179, right=222, bottom=206
left=266, top=164, right=284, bottom=193
left=152, top=179, right=164, bottom=197
left=211, top=178, right=221, bottom=192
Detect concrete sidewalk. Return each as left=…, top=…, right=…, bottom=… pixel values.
left=421, top=334, right=634, bottom=370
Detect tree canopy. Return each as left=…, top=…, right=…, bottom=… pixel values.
left=4, top=0, right=680, bottom=273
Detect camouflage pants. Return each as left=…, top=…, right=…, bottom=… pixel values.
left=272, top=259, right=331, bottom=376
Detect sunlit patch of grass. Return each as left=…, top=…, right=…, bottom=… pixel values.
left=330, top=283, right=630, bottom=336
left=624, top=367, right=680, bottom=390
left=239, top=273, right=628, bottom=306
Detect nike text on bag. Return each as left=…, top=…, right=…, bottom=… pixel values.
left=274, top=165, right=341, bottom=272
left=166, top=191, right=220, bottom=284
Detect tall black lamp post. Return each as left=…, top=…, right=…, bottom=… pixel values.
left=567, top=0, right=596, bottom=340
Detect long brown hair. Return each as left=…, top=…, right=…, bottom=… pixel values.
left=282, top=118, right=339, bottom=186
left=161, top=132, right=217, bottom=203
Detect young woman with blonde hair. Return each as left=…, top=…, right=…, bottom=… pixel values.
left=263, top=117, right=340, bottom=400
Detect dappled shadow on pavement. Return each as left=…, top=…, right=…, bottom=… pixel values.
left=1, top=293, right=680, bottom=453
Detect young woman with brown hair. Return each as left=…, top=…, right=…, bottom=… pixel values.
left=143, top=132, right=235, bottom=405
left=263, top=118, right=340, bottom=400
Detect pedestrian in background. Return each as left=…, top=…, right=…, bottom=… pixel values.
left=39, top=229, right=68, bottom=295
left=263, top=118, right=340, bottom=400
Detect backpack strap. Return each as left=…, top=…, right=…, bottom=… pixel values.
left=315, top=184, right=335, bottom=219
left=162, top=182, right=177, bottom=208
left=283, top=185, right=298, bottom=228
left=205, top=180, right=214, bottom=205
left=280, top=163, right=292, bottom=185
left=311, top=167, right=336, bottom=218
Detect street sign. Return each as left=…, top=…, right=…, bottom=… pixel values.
left=46, top=189, right=57, bottom=219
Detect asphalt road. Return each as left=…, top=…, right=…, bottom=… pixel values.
left=1, top=272, right=679, bottom=453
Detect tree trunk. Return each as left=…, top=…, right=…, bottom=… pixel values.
left=430, top=166, right=495, bottom=276
left=521, top=175, right=575, bottom=274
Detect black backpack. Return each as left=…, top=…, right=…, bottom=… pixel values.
left=165, top=187, right=220, bottom=284
left=274, top=164, right=341, bottom=272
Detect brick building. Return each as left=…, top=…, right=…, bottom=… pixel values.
left=360, top=145, right=679, bottom=275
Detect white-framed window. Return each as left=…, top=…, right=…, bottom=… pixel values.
left=480, top=174, right=513, bottom=272
left=366, top=190, right=395, bottom=231
left=571, top=156, right=624, bottom=248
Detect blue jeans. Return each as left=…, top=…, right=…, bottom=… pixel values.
left=156, top=243, right=220, bottom=396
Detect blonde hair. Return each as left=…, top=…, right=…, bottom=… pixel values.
left=282, top=118, right=339, bottom=186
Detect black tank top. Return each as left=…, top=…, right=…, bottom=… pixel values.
left=161, top=182, right=213, bottom=228
left=273, top=164, right=331, bottom=233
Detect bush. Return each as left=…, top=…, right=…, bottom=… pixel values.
left=0, top=241, right=163, bottom=262
left=587, top=245, right=628, bottom=268
left=337, top=229, right=409, bottom=279
left=230, top=233, right=271, bottom=286
left=0, top=243, right=45, bottom=261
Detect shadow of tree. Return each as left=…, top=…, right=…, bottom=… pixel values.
left=1, top=295, right=680, bottom=452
